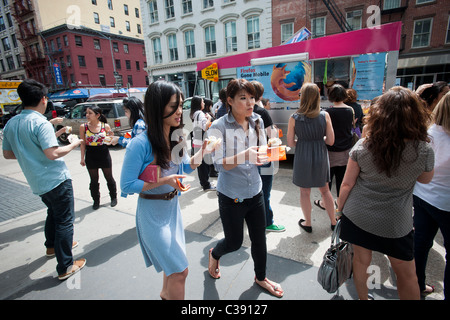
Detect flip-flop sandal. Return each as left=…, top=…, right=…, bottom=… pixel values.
left=208, top=248, right=221, bottom=279
left=256, top=277, right=284, bottom=298
left=421, top=284, right=435, bottom=296
left=314, top=199, right=326, bottom=210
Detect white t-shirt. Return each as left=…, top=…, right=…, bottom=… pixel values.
left=414, top=124, right=450, bottom=211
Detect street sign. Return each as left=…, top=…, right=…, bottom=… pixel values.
left=201, top=63, right=219, bottom=82
left=53, top=63, right=63, bottom=85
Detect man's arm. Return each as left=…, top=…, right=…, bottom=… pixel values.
left=43, top=139, right=82, bottom=160
left=3, top=149, right=16, bottom=159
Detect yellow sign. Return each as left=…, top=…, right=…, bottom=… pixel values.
left=0, top=81, right=22, bottom=89
left=201, top=63, right=219, bottom=82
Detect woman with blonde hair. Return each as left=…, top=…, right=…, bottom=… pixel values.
left=337, top=86, right=435, bottom=300
left=413, top=91, right=450, bottom=299
left=287, top=83, right=336, bottom=232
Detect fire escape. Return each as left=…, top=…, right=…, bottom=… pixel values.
left=321, top=0, right=352, bottom=32
left=11, top=0, right=47, bottom=84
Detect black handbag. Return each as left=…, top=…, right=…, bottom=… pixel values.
left=317, top=219, right=353, bottom=293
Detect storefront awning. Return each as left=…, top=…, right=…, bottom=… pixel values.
left=48, top=88, right=89, bottom=100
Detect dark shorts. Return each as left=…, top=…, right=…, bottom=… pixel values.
left=339, top=214, right=414, bottom=261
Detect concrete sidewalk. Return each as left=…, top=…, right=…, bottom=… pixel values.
left=0, top=144, right=445, bottom=300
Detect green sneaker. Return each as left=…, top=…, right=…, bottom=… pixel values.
left=266, top=224, right=286, bottom=232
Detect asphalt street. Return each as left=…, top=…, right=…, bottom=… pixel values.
left=0, top=141, right=446, bottom=301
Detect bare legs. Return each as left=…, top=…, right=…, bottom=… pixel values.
left=160, top=268, right=189, bottom=300
left=352, top=245, right=420, bottom=300
left=299, top=185, right=336, bottom=228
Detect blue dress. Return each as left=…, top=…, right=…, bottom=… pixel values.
left=120, top=132, right=194, bottom=276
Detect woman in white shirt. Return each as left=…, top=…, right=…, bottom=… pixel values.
left=190, top=96, right=215, bottom=191
left=413, top=91, right=450, bottom=299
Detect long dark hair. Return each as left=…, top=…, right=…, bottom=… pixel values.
left=87, top=105, right=107, bottom=123
left=189, top=95, right=203, bottom=121
left=144, top=80, right=184, bottom=169
left=123, top=96, right=144, bottom=127
left=365, top=86, right=430, bottom=177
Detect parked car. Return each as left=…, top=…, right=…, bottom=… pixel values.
left=1, top=101, right=60, bottom=127
left=57, top=99, right=130, bottom=144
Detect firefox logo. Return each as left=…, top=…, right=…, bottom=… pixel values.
left=270, top=62, right=311, bottom=101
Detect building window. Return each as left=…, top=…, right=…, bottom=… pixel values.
left=135, top=8, right=140, bottom=18
left=75, top=35, right=83, bottom=47
left=203, top=0, right=214, bottom=9
left=137, top=24, right=141, bottom=34
left=152, top=38, right=162, bottom=64
left=446, top=16, right=450, bottom=44
left=107, top=0, right=113, bottom=10
left=115, top=59, right=121, bottom=70
left=148, top=0, right=158, bottom=24
left=125, top=60, right=131, bottom=70
left=416, top=0, right=433, bottom=4
left=205, top=25, right=216, bottom=55
left=123, top=44, right=129, bottom=53
left=126, top=21, right=130, bottom=32
left=78, top=55, right=86, bottom=67
left=182, top=0, right=192, bottom=14
left=136, top=61, right=140, bottom=71
left=113, top=42, right=119, bottom=52
left=99, top=74, right=106, bottom=86
left=6, top=13, right=13, bottom=28
left=56, top=37, right=61, bottom=49
left=2, top=37, right=10, bottom=51
left=96, top=57, right=103, bottom=68
left=281, top=22, right=294, bottom=43
left=6, top=56, right=15, bottom=70
left=124, top=4, right=129, bottom=15
left=110, top=17, right=115, bottom=28
left=11, top=34, right=18, bottom=48
left=165, top=0, right=175, bottom=20
left=383, top=0, right=400, bottom=10
left=94, top=12, right=100, bottom=24
left=92, top=0, right=97, bottom=5
left=168, top=34, right=178, bottom=61
left=412, top=18, right=432, bottom=48
left=128, top=75, right=133, bottom=86
left=346, top=10, right=362, bottom=31
left=225, top=21, right=237, bottom=52
left=247, top=16, right=260, bottom=50
left=94, top=39, right=101, bottom=50
left=312, top=17, right=326, bottom=38
left=184, top=30, right=196, bottom=59
left=63, top=35, right=69, bottom=46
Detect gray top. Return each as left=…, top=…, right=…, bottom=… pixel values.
left=292, top=111, right=330, bottom=188
left=343, top=138, right=434, bottom=238
left=208, top=112, right=266, bottom=200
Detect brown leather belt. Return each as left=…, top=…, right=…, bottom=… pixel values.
left=139, top=189, right=177, bottom=200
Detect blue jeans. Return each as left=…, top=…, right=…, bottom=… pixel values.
left=259, top=163, right=274, bottom=227
left=413, top=195, right=450, bottom=299
left=40, top=179, right=75, bottom=275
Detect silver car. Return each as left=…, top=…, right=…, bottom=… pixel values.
left=57, top=99, right=131, bottom=144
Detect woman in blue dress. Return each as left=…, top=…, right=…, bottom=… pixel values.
left=120, top=81, right=215, bottom=300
